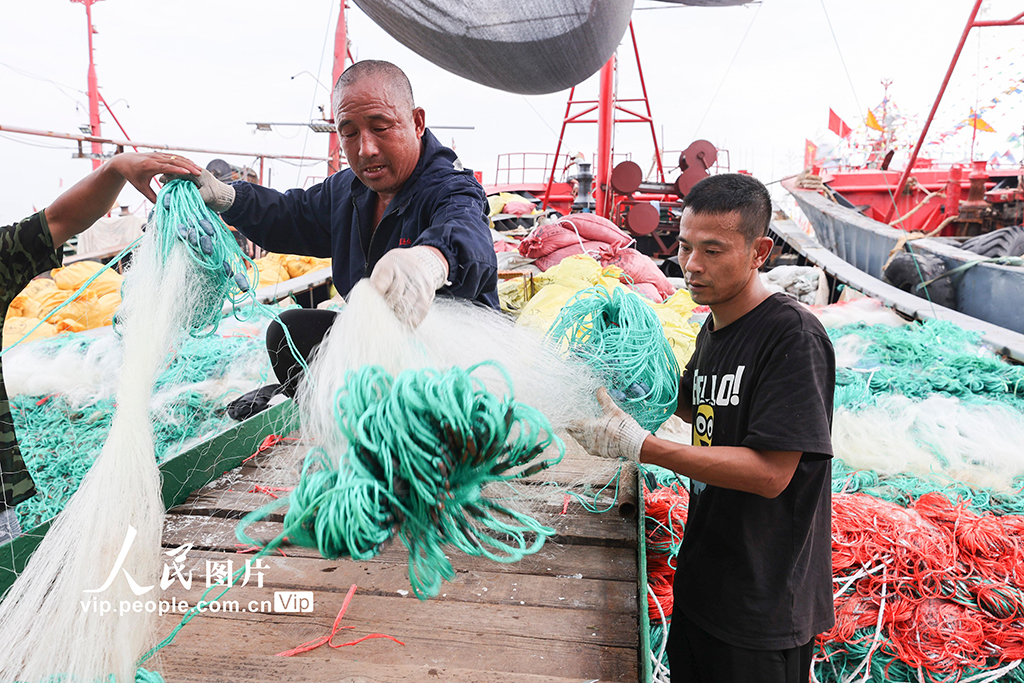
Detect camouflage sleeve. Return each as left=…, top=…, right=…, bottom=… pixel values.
left=0, top=211, right=63, bottom=510
left=0, top=211, right=64, bottom=307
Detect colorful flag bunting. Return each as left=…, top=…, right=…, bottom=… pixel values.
left=967, top=111, right=995, bottom=133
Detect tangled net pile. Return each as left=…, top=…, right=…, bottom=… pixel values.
left=818, top=316, right=1024, bottom=682
left=823, top=492, right=1024, bottom=682
left=245, top=362, right=565, bottom=599
left=547, top=285, right=679, bottom=431
left=8, top=330, right=270, bottom=530
left=641, top=469, right=689, bottom=680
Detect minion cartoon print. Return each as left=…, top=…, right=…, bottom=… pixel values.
left=693, top=403, right=714, bottom=447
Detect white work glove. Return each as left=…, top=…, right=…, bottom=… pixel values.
left=159, top=168, right=235, bottom=213
left=370, top=245, right=449, bottom=327
left=568, top=388, right=649, bottom=462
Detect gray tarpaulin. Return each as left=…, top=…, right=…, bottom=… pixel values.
left=352, top=0, right=635, bottom=94
left=657, top=0, right=750, bottom=5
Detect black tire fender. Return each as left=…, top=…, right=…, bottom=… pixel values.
left=960, top=225, right=1024, bottom=257
left=882, top=251, right=957, bottom=309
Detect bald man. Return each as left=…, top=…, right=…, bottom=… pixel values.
left=177, top=60, right=497, bottom=408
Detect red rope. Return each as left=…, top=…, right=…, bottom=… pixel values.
left=247, top=484, right=293, bottom=499
left=643, top=484, right=688, bottom=619
left=645, top=481, right=1024, bottom=677
left=276, top=584, right=405, bottom=657
left=820, top=492, right=1024, bottom=676
left=242, top=434, right=298, bottom=464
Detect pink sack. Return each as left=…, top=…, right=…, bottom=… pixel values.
left=518, top=223, right=582, bottom=258
left=627, top=282, right=662, bottom=302
left=556, top=213, right=631, bottom=248
left=534, top=241, right=608, bottom=271
left=503, top=200, right=535, bottom=216
left=494, top=240, right=518, bottom=253
left=600, top=245, right=676, bottom=301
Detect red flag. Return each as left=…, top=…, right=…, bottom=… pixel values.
left=828, top=108, right=852, bottom=138
left=804, top=139, right=818, bottom=169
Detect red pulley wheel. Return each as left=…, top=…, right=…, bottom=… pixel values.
left=611, top=160, right=643, bottom=194
left=624, top=202, right=661, bottom=235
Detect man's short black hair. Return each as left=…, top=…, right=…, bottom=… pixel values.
left=332, top=60, right=415, bottom=115
left=681, top=173, right=772, bottom=243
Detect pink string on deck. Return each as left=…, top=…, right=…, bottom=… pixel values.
left=276, top=584, right=405, bottom=657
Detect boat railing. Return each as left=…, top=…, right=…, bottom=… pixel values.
left=493, top=150, right=635, bottom=187
left=494, top=152, right=573, bottom=186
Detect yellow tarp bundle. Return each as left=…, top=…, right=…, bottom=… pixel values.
left=96, top=291, right=122, bottom=327
left=280, top=254, right=332, bottom=279
left=51, top=260, right=123, bottom=298
left=3, top=251, right=333, bottom=350
left=250, top=253, right=331, bottom=288
left=9, top=279, right=57, bottom=319
left=252, top=260, right=288, bottom=287
left=3, top=263, right=123, bottom=348
left=37, top=287, right=108, bottom=329
left=512, top=255, right=699, bottom=368
left=3, top=316, right=57, bottom=348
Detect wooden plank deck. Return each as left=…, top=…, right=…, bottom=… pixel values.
left=153, top=435, right=640, bottom=682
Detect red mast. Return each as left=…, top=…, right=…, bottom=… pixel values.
left=328, top=1, right=353, bottom=175
left=540, top=22, right=664, bottom=218
left=594, top=56, right=616, bottom=218
left=71, top=0, right=104, bottom=170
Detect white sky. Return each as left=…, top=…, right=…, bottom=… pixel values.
left=1, top=0, right=1021, bottom=221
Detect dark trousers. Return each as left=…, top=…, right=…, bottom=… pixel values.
left=668, top=612, right=814, bottom=683
left=266, top=308, right=338, bottom=397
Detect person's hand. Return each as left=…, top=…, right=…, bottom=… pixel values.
left=158, top=168, right=236, bottom=213
left=107, top=152, right=202, bottom=203
left=370, top=245, right=449, bottom=327
left=568, top=387, right=649, bottom=462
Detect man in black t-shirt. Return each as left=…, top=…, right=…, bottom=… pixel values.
left=571, top=174, right=835, bottom=683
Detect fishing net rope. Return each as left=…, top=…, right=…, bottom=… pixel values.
left=642, top=472, right=1024, bottom=683
left=225, top=279, right=606, bottom=597
left=829, top=319, right=1024, bottom=411
left=238, top=362, right=565, bottom=599
left=547, top=284, right=679, bottom=432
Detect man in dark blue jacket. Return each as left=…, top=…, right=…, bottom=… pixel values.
left=178, top=60, right=498, bottom=407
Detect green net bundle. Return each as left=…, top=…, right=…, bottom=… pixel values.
left=139, top=180, right=260, bottom=335
left=832, top=460, right=1024, bottom=517
left=830, top=319, right=1024, bottom=411
left=547, top=285, right=679, bottom=431
left=242, top=361, right=565, bottom=599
